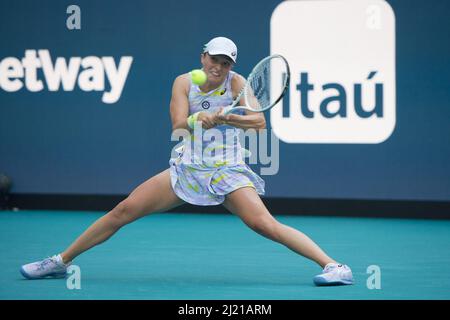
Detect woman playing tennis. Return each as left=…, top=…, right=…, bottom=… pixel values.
left=20, top=37, right=353, bottom=286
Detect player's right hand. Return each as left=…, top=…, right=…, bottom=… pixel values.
left=197, top=111, right=218, bottom=129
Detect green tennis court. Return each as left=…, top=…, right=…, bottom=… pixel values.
left=1, top=210, right=449, bottom=300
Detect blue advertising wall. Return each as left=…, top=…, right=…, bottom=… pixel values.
left=1, top=0, right=449, bottom=202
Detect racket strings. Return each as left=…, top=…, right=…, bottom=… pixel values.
left=247, top=63, right=271, bottom=111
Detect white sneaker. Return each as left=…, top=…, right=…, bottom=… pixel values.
left=313, top=263, right=354, bottom=286
left=20, top=254, right=69, bottom=279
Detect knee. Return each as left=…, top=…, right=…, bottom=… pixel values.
left=246, top=216, right=281, bottom=241
left=107, top=200, right=136, bottom=227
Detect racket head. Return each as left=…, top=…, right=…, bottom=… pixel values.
left=244, top=54, right=290, bottom=112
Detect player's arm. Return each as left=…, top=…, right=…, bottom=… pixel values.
left=216, top=74, right=266, bottom=130
left=170, top=75, right=191, bottom=132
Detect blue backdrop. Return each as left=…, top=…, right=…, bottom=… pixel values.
left=1, top=0, right=449, bottom=201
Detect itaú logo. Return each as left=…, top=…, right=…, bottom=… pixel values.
left=289, top=71, right=384, bottom=119
left=270, top=0, right=396, bottom=143
left=271, top=70, right=394, bottom=143
left=0, top=50, right=133, bottom=104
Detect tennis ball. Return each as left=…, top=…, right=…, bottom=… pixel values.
left=190, top=69, right=207, bottom=86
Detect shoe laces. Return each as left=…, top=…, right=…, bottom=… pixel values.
left=37, top=256, right=57, bottom=271
left=324, top=263, right=346, bottom=273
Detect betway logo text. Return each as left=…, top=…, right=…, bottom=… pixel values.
left=0, top=50, right=133, bottom=104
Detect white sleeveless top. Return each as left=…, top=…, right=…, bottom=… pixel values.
left=181, top=71, right=245, bottom=168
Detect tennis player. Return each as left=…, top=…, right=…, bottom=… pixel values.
left=20, top=37, right=353, bottom=286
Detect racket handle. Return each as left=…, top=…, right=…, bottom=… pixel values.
left=222, top=105, right=233, bottom=115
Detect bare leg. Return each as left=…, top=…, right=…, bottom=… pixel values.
left=223, top=187, right=335, bottom=268
left=61, top=169, right=184, bottom=264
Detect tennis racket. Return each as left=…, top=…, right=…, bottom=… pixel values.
left=222, top=54, right=290, bottom=115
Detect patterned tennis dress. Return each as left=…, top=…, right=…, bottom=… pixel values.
left=169, top=71, right=265, bottom=205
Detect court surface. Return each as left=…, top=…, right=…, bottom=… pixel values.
left=1, top=210, right=449, bottom=300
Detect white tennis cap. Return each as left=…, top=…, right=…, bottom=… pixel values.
left=203, top=37, right=237, bottom=63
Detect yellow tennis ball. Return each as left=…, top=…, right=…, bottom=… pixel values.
left=190, top=69, right=207, bottom=86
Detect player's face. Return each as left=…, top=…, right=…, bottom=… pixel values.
left=201, top=53, right=233, bottom=84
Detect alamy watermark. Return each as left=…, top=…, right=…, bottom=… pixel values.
left=66, top=265, right=81, bottom=290
left=66, top=5, right=81, bottom=30
left=171, top=122, right=280, bottom=176
left=366, top=265, right=381, bottom=290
